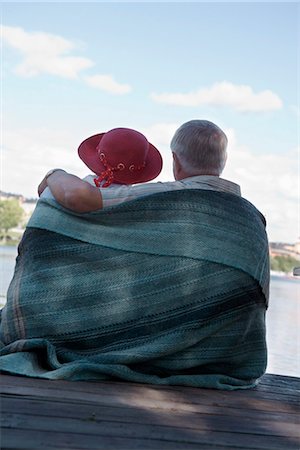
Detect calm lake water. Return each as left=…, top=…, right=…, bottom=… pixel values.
left=1, top=245, right=299, bottom=377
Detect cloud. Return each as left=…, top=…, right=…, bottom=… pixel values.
left=84, top=75, right=132, bottom=95
left=222, top=130, right=298, bottom=242
left=142, top=123, right=178, bottom=147
left=1, top=25, right=131, bottom=93
left=1, top=127, right=88, bottom=198
left=1, top=25, right=94, bottom=79
left=151, top=81, right=283, bottom=112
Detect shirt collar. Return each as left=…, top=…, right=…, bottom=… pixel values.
left=181, top=175, right=241, bottom=196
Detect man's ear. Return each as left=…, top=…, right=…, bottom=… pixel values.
left=221, top=151, right=228, bottom=174
left=172, top=152, right=181, bottom=168
left=172, top=152, right=184, bottom=180
left=172, top=152, right=179, bottom=179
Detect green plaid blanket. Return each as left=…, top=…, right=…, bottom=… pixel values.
left=0, top=190, right=269, bottom=389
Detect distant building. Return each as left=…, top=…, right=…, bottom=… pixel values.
left=0, top=191, right=23, bottom=202
left=269, top=241, right=300, bottom=261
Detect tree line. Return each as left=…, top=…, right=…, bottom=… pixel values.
left=270, top=255, right=299, bottom=274
left=0, top=199, right=24, bottom=243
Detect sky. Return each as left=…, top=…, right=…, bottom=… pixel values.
left=0, top=1, right=299, bottom=243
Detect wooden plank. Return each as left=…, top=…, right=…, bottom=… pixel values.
left=1, top=374, right=298, bottom=413
left=1, top=372, right=298, bottom=401
left=1, top=383, right=298, bottom=417
left=2, top=412, right=299, bottom=450
left=3, top=372, right=299, bottom=394
left=258, top=374, right=300, bottom=390
left=1, top=398, right=298, bottom=437
left=3, top=428, right=273, bottom=450
left=3, top=393, right=298, bottom=422
left=1, top=428, right=206, bottom=450
left=1, top=374, right=299, bottom=450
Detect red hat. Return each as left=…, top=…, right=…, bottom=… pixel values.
left=78, top=128, right=163, bottom=187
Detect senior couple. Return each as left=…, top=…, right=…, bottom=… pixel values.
left=38, top=119, right=239, bottom=212
left=0, top=120, right=270, bottom=390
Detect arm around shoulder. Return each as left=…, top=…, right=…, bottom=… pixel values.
left=42, top=170, right=103, bottom=213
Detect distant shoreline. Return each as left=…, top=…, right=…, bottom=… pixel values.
left=0, top=241, right=20, bottom=247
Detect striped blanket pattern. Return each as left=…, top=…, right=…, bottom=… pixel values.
left=0, top=190, right=269, bottom=389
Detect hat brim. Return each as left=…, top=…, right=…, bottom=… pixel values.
left=78, top=133, right=163, bottom=184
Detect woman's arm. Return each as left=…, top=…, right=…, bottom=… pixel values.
left=38, top=169, right=103, bottom=212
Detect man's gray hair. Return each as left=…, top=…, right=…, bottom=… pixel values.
left=170, top=120, right=228, bottom=176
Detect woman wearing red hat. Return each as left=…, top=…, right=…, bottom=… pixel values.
left=38, top=127, right=163, bottom=212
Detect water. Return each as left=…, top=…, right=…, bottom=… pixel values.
left=266, top=275, right=299, bottom=377
left=0, top=245, right=299, bottom=377
left=0, top=245, right=18, bottom=303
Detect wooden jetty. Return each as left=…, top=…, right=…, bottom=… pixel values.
left=1, top=373, right=299, bottom=449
